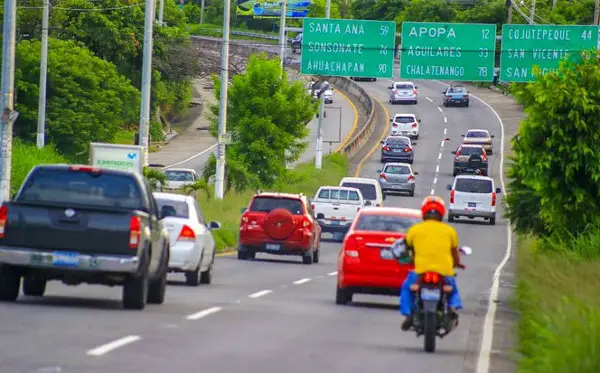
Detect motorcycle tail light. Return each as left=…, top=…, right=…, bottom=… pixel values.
left=423, top=272, right=440, bottom=284
left=410, top=284, right=420, bottom=292
left=443, top=285, right=453, bottom=293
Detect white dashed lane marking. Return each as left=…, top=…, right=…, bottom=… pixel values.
left=248, top=290, right=272, bottom=298
left=426, top=97, right=433, bottom=102
left=186, top=306, right=223, bottom=321
left=293, top=278, right=311, bottom=285
left=87, top=336, right=141, bottom=357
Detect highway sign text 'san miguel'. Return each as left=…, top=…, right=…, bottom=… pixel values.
left=500, top=24, right=599, bottom=83
left=400, top=22, right=497, bottom=82
left=300, top=18, right=396, bottom=79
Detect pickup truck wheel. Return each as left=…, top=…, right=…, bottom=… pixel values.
left=122, top=258, right=149, bottom=310
left=22, top=276, right=46, bottom=296
left=489, top=216, right=496, bottom=225
left=448, top=214, right=455, bottom=223
left=302, top=251, right=313, bottom=265
left=0, top=265, right=20, bottom=301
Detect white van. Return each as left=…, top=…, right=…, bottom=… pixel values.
left=446, top=175, right=502, bottom=225
left=339, top=177, right=385, bottom=207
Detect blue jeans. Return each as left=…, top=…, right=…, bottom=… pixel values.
left=399, top=271, right=463, bottom=316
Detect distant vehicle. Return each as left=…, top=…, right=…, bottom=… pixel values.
left=452, top=144, right=488, bottom=176
left=442, top=85, right=470, bottom=107
left=0, top=164, right=170, bottom=310
left=163, top=168, right=199, bottom=191
left=351, top=77, right=377, bottom=82
left=291, top=33, right=302, bottom=54
left=339, top=177, right=385, bottom=207
left=462, top=129, right=494, bottom=154
left=154, top=192, right=221, bottom=286
left=380, top=136, right=416, bottom=164
left=238, top=192, right=321, bottom=264
left=377, top=162, right=418, bottom=197
left=307, top=81, right=334, bottom=103
left=335, top=207, right=422, bottom=305
left=447, top=175, right=502, bottom=225
left=311, top=186, right=365, bottom=241
left=390, top=113, right=420, bottom=139
left=388, top=81, right=418, bottom=105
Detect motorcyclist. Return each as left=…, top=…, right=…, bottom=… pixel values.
left=398, top=195, right=465, bottom=331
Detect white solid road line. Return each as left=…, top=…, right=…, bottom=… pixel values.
left=426, top=96, right=433, bottom=102
left=444, top=117, right=447, bottom=123
left=327, top=271, right=338, bottom=276
left=86, top=335, right=141, bottom=357
left=248, top=289, right=272, bottom=298
left=437, top=106, right=443, bottom=112
left=293, top=278, right=311, bottom=285
left=162, top=144, right=217, bottom=169
left=186, top=306, right=223, bottom=320
left=433, top=80, right=512, bottom=373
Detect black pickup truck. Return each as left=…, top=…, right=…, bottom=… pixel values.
left=0, top=164, right=170, bottom=310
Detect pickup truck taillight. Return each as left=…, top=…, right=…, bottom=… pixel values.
left=0, top=205, right=7, bottom=238
left=450, top=190, right=455, bottom=204
left=380, top=173, right=387, bottom=180
left=492, top=192, right=497, bottom=207
left=407, top=175, right=415, bottom=182
left=411, top=123, right=417, bottom=128
left=129, top=216, right=141, bottom=249
left=69, top=165, right=101, bottom=173
left=178, top=225, right=196, bottom=241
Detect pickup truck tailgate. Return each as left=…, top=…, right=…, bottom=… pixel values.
left=2, top=203, right=134, bottom=256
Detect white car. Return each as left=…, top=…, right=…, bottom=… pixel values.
left=446, top=175, right=502, bottom=225
left=390, top=113, right=420, bottom=139
left=339, top=177, right=385, bottom=207
left=163, top=168, right=198, bottom=191
left=387, top=81, right=418, bottom=105
left=311, top=186, right=365, bottom=241
left=153, top=192, right=221, bottom=286
left=307, top=81, right=334, bottom=103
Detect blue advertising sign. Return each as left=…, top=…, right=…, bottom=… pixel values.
left=236, top=0, right=312, bottom=18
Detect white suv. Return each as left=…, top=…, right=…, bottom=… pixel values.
left=446, top=175, right=502, bottom=225
left=390, top=113, right=420, bottom=139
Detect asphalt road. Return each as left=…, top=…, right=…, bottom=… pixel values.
left=0, top=79, right=509, bottom=373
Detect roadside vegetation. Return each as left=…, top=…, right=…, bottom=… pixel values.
left=505, top=51, right=600, bottom=373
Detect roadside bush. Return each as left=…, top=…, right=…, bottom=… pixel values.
left=12, top=139, right=69, bottom=195
left=198, top=153, right=349, bottom=252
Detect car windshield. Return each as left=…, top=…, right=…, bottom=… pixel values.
left=165, top=171, right=195, bottom=182
left=18, top=168, right=144, bottom=209
left=249, top=197, right=303, bottom=215
left=155, top=199, right=189, bottom=218
left=395, top=84, right=413, bottom=89
left=394, top=116, right=415, bottom=123
left=458, top=146, right=482, bottom=155
left=341, top=182, right=377, bottom=200
left=466, top=131, right=489, bottom=138
left=384, top=166, right=411, bottom=175
left=355, top=214, right=421, bottom=232
left=455, top=179, right=493, bottom=193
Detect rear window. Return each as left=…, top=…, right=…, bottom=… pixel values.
left=466, top=131, right=488, bottom=138
left=249, top=197, right=304, bottom=215
left=455, top=179, right=493, bottom=193
left=341, top=182, right=377, bottom=200
left=395, top=84, right=413, bottom=89
left=387, top=137, right=409, bottom=145
left=355, top=214, right=421, bottom=232
left=317, top=188, right=360, bottom=201
left=393, top=116, right=415, bottom=123
left=18, top=168, right=144, bottom=209
left=458, top=146, right=483, bottom=155
left=384, top=165, right=411, bottom=175
left=165, top=170, right=195, bottom=182
left=155, top=198, right=189, bottom=218
left=447, top=87, right=467, bottom=94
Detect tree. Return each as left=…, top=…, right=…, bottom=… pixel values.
left=396, top=0, right=458, bottom=23
left=209, top=53, right=316, bottom=186
left=350, top=0, right=405, bottom=20
left=15, top=38, right=140, bottom=155
left=509, top=51, right=600, bottom=235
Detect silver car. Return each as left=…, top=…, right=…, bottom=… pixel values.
left=388, top=81, right=418, bottom=105
left=377, top=162, right=418, bottom=197
left=462, top=129, right=494, bottom=154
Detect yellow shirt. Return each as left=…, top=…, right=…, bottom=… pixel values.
left=405, top=220, right=458, bottom=277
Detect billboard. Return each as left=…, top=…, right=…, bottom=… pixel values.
left=236, top=0, right=312, bottom=18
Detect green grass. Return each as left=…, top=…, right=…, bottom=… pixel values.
left=113, top=129, right=136, bottom=145
left=197, top=153, right=350, bottom=253
left=515, top=234, right=600, bottom=373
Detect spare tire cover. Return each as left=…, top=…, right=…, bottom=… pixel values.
left=468, top=154, right=483, bottom=167
left=264, top=208, right=296, bottom=240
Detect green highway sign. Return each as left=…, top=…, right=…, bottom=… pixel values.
left=300, top=18, right=396, bottom=78
left=400, top=22, right=497, bottom=81
left=500, top=24, right=599, bottom=82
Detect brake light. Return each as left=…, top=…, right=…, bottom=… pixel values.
left=407, top=175, right=415, bottom=182
left=311, top=204, right=315, bottom=211
left=423, top=272, right=440, bottom=284
left=241, top=212, right=249, bottom=223
left=454, top=150, right=460, bottom=160
left=404, top=147, right=412, bottom=153
left=450, top=190, right=455, bottom=204
left=69, top=165, right=101, bottom=173
left=303, top=218, right=312, bottom=228
left=492, top=192, right=496, bottom=207
left=411, top=123, right=417, bottom=128
left=392, top=123, right=398, bottom=127
left=413, top=89, right=418, bottom=95
left=0, top=205, right=7, bottom=239
left=380, top=173, right=387, bottom=180
left=178, top=224, right=196, bottom=241
left=482, top=152, right=488, bottom=162
left=393, top=89, right=398, bottom=94
left=383, top=146, right=390, bottom=151
left=129, top=216, right=141, bottom=249
left=446, top=95, right=452, bottom=98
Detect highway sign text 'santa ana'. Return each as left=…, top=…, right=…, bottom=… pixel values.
left=500, top=24, right=599, bottom=82
left=300, top=18, right=396, bottom=79
left=400, top=22, right=497, bottom=82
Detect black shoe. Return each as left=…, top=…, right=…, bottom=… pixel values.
left=401, top=316, right=413, bottom=331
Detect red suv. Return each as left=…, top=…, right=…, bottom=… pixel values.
left=238, top=192, right=322, bottom=265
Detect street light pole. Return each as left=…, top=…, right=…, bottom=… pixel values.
left=139, top=0, right=156, bottom=167
left=158, top=0, right=165, bottom=26
left=278, top=0, right=287, bottom=71
left=36, top=0, right=50, bottom=149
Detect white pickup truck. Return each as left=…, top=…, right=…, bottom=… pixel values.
left=311, top=186, right=365, bottom=241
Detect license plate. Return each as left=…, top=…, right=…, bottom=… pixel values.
left=391, top=184, right=402, bottom=189
left=265, top=244, right=280, bottom=251
left=380, top=249, right=394, bottom=260
left=52, top=251, right=80, bottom=267
left=402, top=131, right=409, bottom=135
left=393, top=149, right=402, bottom=153
left=420, top=288, right=441, bottom=301
left=468, top=202, right=476, bottom=207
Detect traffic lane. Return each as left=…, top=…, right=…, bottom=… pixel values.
left=163, top=144, right=217, bottom=173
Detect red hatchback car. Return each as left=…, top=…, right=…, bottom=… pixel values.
left=238, top=192, right=322, bottom=265
left=336, top=207, right=422, bottom=305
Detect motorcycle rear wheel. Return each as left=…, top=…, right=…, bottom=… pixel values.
left=423, top=311, right=437, bottom=353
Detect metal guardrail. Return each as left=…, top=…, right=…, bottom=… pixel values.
left=195, top=28, right=294, bottom=42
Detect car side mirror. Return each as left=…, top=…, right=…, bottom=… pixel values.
left=376, top=169, right=382, bottom=173
left=446, top=184, right=452, bottom=191
left=451, top=151, right=456, bottom=154
left=364, top=201, right=372, bottom=206
left=496, top=187, right=502, bottom=193
left=208, top=221, right=221, bottom=230
left=240, top=207, right=247, bottom=213
left=442, top=91, right=446, bottom=93
left=413, top=171, right=419, bottom=175
left=380, top=140, right=385, bottom=144
left=461, top=134, right=465, bottom=137
left=412, top=141, right=417, bottom=146
left=418, top=119, right=421, bottom=122
left=388, top=86, right=393, bottom=89
left=414, top=86, right=418, bottom=89
left=389, top=118, right=393, bottom=122
left=491, top=134, right=495, bottom=138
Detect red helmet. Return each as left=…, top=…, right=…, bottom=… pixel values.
left=421, top=195, right=446, bottom=219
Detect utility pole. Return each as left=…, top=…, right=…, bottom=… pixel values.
left=200, top=0, right=205, bottom=24
left=36, top=0, right=50, bottom=149
left=552, top=0, right=557, bottom=10
left=507, top=0, right=513, bottom=23
left=158, top=0, right=165, bottom=26
left=214, top=0, right=231, bottom=199
left=529, top=0, right=536, bottom=24
left=0, top=0, right=18, bottom=203
left=325, top=0, right=331, bottom=18
left=139, top=0, right=156, bottom=167
left=314, top=97, right=324, bottom=169
left=594, top=0, right=599, bottom=25
left=278, top=0, right=287, bottom=71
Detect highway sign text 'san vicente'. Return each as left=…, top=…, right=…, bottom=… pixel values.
left=400, top=22, right=497, bottom=81
left=300, top=18, right=396, bottom=79
left=500, top=24, right=599, bottom=82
